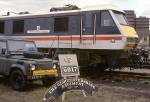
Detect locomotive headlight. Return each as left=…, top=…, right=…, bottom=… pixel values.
left=30, top=64, right=36, bottom=70
left=125, top=38, right=138, bottom=49
left=127, top=38, right=138, bottom=43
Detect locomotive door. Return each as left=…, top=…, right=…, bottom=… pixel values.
left=81, top=12, right=96, bottom=45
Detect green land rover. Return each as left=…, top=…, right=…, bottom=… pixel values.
left=0, top=38, right=58, bottom=91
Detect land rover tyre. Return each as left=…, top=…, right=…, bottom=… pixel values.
left=42, top=77, right=56, bottom=87
left=9, top=69, right=27, bottom=91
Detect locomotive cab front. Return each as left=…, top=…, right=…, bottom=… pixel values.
left=112, top=11, right=138, bottom=49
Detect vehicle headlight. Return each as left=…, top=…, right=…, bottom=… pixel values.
left=30, top=64, right=36, bottom=70
left=53, top=64, right=57, bottom=69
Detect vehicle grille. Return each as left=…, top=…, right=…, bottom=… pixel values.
left=36, top=63, right=52, bottom=70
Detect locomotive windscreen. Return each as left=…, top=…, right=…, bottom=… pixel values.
left=113, top=11, right=128, bottom=25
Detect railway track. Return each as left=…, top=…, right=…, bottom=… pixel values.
left=89, top=70, right=150, bottom=82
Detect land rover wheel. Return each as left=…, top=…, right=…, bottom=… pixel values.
left=42, top=77, right=56, bottom=87
left=9, top=70, right=27, bottom=91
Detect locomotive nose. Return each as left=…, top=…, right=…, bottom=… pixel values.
left=120, top=25, right=139, bottom=49
left=120, top=25, right=138, bottom=38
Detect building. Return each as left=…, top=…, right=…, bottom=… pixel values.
left=124, top=10, right=136, bottom=28
left=135, top=17, right=149, bottom=47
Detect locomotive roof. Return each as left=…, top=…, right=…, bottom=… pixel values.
left=0, top=4, right=124, bottom=20
left=82, top=4, right=124, bottom=12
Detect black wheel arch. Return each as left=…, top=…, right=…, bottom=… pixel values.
left=9, top=67, right=25, bottom=76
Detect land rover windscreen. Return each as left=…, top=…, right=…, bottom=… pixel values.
left=7, top=40, right=38, bottom=54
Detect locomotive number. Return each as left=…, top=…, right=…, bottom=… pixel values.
left=63, top=67, right=78, bottom=73
left=61, top=66, right=79, bottom=76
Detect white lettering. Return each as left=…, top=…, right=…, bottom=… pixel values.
left=27, top=30, right=50, bottom=34
left=37, top=26, right=40, bottom=30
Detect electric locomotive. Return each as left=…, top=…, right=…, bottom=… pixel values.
left=0, top=4, right=138, bottom=72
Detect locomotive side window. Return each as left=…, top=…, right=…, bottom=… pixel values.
left=0, top=21, right=5, bottom=34
left=54, top=17, right=69, bottom=32
left=13, top=20, right=24, bottom=33
left=101, top=11, right=115, bottom=27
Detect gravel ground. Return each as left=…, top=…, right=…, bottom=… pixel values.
left=0, top=76, right=150, bottom=102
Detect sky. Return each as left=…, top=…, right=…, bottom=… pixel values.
left=0, top=0, right=150, bottom=17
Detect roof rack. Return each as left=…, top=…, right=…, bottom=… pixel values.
left=50, top=4, right=80, bottom=12
left=1, top=11, right=30, bottom=16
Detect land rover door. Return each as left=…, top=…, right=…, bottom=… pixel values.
left=0, top=40, right=8, bottom=74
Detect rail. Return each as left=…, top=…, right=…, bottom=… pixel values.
left=97, top=70, right=150, bottom=81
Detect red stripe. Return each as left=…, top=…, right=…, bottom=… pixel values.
left=96, top=36, right=122, bottom=40
left=26, top=36, right=122, bottom=41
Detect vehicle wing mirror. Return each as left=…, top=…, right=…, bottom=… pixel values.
left=1, top=48, right=6, bottom=55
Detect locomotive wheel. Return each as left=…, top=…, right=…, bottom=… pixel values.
left=91, top=54, right=107, bottom=74
left=95, top=63, right=107, bottom=72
